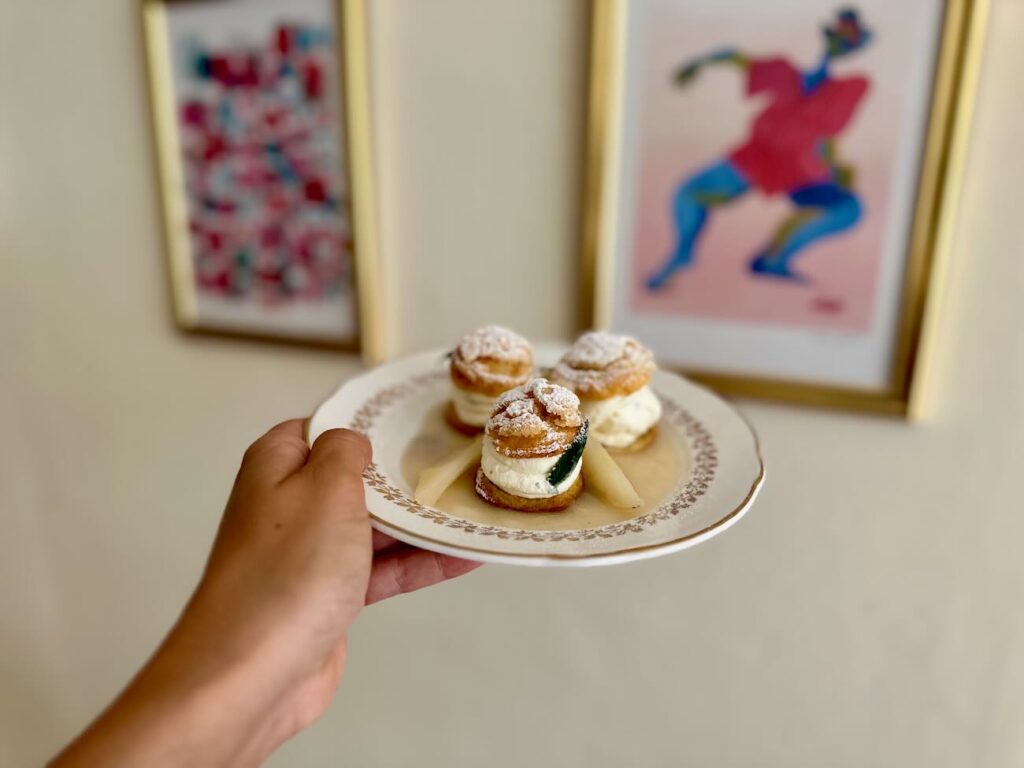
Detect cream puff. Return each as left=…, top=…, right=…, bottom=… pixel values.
left=447, top=325, right=533, bottom=435
left=475, top=378, right=588, bottom=512
left=550, top=331, right=662, bottom=451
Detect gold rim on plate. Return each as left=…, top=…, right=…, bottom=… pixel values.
left=308, top=352, right=765, bottom=565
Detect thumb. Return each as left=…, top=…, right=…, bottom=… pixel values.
left=304, top=428, right=373, bottom=480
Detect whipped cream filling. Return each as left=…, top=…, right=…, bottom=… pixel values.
left=481, top=437, right=582, bottom=499
left=581, top=385, right=662, bottom=448
left=451, top=387, right=499, bottom=427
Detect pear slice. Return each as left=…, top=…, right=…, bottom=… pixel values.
left=414, top=436, right=484, bottom=507
left=582, top=438, right=643, bottom=509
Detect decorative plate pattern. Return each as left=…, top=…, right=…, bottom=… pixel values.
left=309, top=346, right=763, bottom=567
left=350, top=370, right=717, bottom=542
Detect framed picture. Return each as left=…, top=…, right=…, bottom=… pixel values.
left=582, top=0, right=988, bottom=415
left=143, top=0, right=386, bottom=358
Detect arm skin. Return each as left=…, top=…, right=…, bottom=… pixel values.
left=821, top=139, right=856, bottom=188
left=674, top=48, right=750, bottom=86
left=49, top=420, right=481, bottom=768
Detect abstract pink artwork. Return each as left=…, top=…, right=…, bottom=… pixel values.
left=158, top=0, right=360, bottom=343
left=179, top=24, right=349, bottom=306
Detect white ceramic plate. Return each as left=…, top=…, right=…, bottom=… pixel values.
left=308, top=346, right=764, bottom=567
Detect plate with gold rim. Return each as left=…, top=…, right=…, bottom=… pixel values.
left=307, top=345, right=764, bottom=567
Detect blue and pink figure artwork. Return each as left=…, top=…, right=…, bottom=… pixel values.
left=631, top=7, right=889, bottom=331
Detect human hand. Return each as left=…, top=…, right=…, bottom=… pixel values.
left=52, top=420, right=481, bottom=767
left=190, top=420, right=482, bottom=747
left=673, top=61, right=702, bottom=86
left=833, top=163, right=856, bottom=189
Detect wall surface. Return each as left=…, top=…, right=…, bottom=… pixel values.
left=2, top=1, right=1023, bottom=766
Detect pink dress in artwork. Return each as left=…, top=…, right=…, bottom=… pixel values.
left=729, top=58, right=869, bottom=195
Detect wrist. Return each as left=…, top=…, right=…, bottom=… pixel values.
left=157, top=580, right=319, bottom=753
left=52, top=592, right=294, bottom=768
left=150, top=615, right=290, bottom=763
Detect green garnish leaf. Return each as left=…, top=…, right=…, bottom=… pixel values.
left=547, top=420, right=589, bottom=488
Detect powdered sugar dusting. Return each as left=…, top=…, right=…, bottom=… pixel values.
left=489, top=397, right=545, bottom=437
left=456, top=325, right=531, bottom=364
left=487, top=378, right=583, bottom=450
left=552, top=331, right=656, bottom=396
left=529, top=379, right=581, bottom=426
left=563, top=331, right=634, bottom=369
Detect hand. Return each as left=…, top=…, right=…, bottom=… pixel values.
left=52, top=420, right=481, bottom=767
left=194, top=421, right=481, bottom=746
left=673, top=61, right=701, bottom=86
left=675, top=49, right=746, bottom=87
left=834, top=163, right=856, bottom=189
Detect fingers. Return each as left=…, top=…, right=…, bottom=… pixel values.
left=239, top=419, right=310, bottom=487
left=372, top=530, right=399, bottom=553
left=304, top=429, right=372, bottom=479
left=239, top=423, right=371, bottom=493
left=365, top=549, right=482, bottom=605
left=299, top=431, right=373, bottom=521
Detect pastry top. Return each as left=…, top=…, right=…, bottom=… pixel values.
left=450, top=325, right=533, bottom=397
left=550, top=331, right=656, bottom=399
left=485, top=378, right=583, bottom=458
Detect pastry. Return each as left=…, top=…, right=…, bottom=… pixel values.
left=550, top=331, right=662, bottom=451
left=475, top=378, right=588, bottom=512
left=447, top=325, right=533, bottom=435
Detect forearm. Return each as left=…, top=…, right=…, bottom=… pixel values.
left=675, top=48, right=748, bottom=85
left=820, top=140, right=855, bottom=186
left=51, top=591, right=293, bottom=767
left=49, top=422, right=476, bottom=768
left=700, top=48, right=750, bottom=70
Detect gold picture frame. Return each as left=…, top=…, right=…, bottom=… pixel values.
left=142, top=0, right=388, bottom=361
left=581, top=0, right=989, bottom=416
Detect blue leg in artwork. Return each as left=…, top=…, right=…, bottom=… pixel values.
left=750, top=183, right=863, bottom=282
left=645, top=160, right=750, bottom=291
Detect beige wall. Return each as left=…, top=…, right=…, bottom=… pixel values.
left=2, top=1, right=1022, bottom=766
